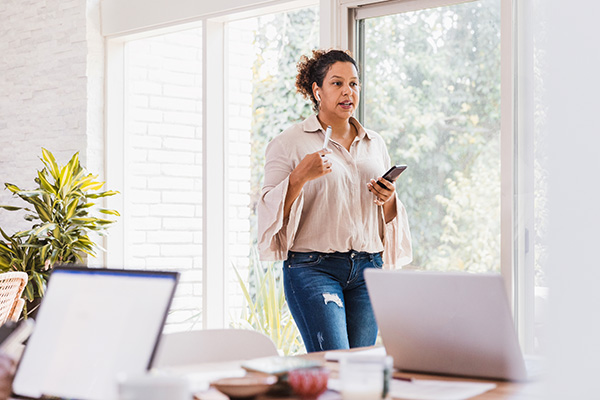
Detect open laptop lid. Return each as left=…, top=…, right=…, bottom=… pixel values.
left=11, top=266, right=179, bottom=400
left=365, top=269, right=528, bottom=381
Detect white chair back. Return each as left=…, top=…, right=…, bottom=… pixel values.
left=0, top=271, right=27, bottom=323
left=153, top=329, right=279, bottom=368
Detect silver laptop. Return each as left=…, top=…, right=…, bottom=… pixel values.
left=365, top=269, right=532, bottom=381
left=11, top=266, right=179, bottom=400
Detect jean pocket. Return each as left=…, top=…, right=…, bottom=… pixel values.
left=371, top=253, right=384, bottom=269
left=287, top=252, right=324, bottom=268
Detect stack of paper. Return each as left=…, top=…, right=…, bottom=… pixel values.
left=328, top=378, right=495, bottom=400
left=388, top=379, right=496, bottom=400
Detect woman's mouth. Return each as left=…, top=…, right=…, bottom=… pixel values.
left=339, top=101, right=353, bottom=109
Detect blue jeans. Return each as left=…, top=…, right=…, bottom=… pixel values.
left=283, top=250, right=383, bottom=353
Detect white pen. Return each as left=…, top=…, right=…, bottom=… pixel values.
left=323, top=125, right=332, bottom=149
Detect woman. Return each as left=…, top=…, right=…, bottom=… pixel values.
left=257, top=49, right=412, bottom=352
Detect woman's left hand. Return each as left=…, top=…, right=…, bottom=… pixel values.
left=367, top=178, right=395, bottom=206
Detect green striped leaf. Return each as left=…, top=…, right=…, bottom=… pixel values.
left=0, top=228, right=12, bottom=241
left=64, top=199, right=79, bottom=220
left=33, top=272, right=45, bottom=297
left=79, top=180, right=104, bottom=192
left=4, top=183, right=21, bottom=193
left=98, top=209, right=120, bottom=216
left=41, top=148, right=60, bottom=180
left=24, top=282, right=34, bottom=302
left=0, top=205, right=22, bottom=211
left=40, top=244, right=51, bottom=262
left=37, top=170, right=56, bottom=195
left=33, top=202, right=52, bottom=222
left=0, top=242, right=15, bottom=257
left=31, top=223, right=55, bottom=237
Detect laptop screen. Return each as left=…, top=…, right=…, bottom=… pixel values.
left=11, top=266, right=179, bottom=400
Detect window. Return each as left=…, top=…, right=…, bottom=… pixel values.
left=107, top=26, right=204, bottom=332
left=351, top=0, right=547, bottom=354
left=226, top=6, right=319, bottom=346
left=356, top=0, right=501, bottom=272
left=105, top=3, right=319, bottom=337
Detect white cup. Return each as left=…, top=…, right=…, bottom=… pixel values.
left=339, top=354, right=392, bottom=400
left=117, top=373, right=190, bottom=400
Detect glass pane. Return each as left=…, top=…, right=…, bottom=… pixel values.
left=360, top=0, right=501, bottom=272
left=227, top=6, right=319, bottom=354
left=123, top=27, right=203, bottom=332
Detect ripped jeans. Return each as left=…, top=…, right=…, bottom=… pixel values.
left=283, top=250, right=383, bottom=353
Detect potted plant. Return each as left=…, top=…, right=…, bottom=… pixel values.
left=0, top=148, right=119, bottom=316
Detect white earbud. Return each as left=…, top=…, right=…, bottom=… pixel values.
left=316, top=91, right=321, bottom=102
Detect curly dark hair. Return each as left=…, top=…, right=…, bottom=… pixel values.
left=295, top=49, right=359, bottom=112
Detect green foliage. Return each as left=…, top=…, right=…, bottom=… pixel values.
left=232, top=249, right=303, bottom=356
left=361, top=0, right=502, bottom=271
left=0, top=229, right=47, bottom=302
left=0, top=148, right=119, bottom=304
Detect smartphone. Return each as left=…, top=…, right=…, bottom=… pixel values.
left=376, top=165, right=407, bottom=188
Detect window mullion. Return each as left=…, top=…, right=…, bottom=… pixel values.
left=202, top=19, right=227, bottom=329
left=105, top=40, right=126, bottom=269
left=514, top=0, right=536, bottom=354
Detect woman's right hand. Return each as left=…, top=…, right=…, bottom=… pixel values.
left=289, top=148, right=333, bottom=186
left=283, top=149, right=332, bottom=220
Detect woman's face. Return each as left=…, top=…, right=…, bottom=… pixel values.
left=314, top=61, right=360, bottom=122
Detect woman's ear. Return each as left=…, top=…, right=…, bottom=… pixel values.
left=312, top=82, right=320, bottom=102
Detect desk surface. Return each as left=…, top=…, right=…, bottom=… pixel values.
left=196, top=349, right=545, bottom=400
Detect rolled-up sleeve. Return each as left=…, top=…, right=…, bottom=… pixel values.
left=257, top=139, right=304, bottom=261
left=382, top=195, right=413, bottom=269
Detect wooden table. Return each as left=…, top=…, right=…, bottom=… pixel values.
left=196, top=349, right=545, bottom=400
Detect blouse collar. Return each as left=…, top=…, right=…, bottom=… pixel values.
left=302, top=114, right=373, bottom=140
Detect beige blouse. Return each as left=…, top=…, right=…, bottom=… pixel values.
left=257, top=114, right=412, bottom=269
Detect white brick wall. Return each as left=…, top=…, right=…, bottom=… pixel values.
left=124, top=28, right=204, bottom=331
left=0, top=0, right=106, bottom=270
left=118, top=21, right=258, bottom=331
left=0, top=0, right=93, bottom=233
